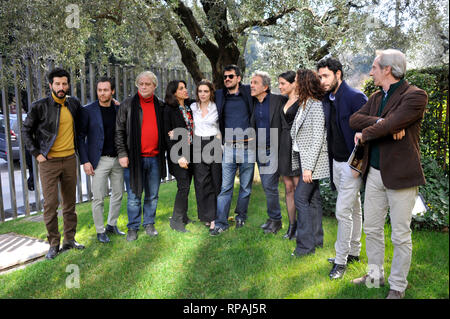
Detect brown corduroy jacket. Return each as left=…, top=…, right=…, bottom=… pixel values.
left=349, top=80, right=428, bottom=190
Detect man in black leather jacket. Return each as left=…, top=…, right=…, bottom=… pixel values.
left=115, top=70, right=167, bottom=241
left=22, top=68, right=85, bottom=260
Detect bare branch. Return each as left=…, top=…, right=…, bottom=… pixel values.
left=199, top=1, right=238, bottom=51
left=311, top=41, right=333, bottom=61
left=167, top=25, right=205, bottom=84
left=91, top=12, right=122, bottom=25
left=91, top=0, right=124, bottom=25
left=234, top=6, right=300, bottom=34
left=166, top=0, right=220, bottom=60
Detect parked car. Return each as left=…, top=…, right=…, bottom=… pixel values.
left=0, top=113, right=27, bottom=161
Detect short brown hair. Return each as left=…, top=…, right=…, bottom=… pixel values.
left=296, top=69, right=325, bottom=108
left=195, top=79, right=215, bottom=103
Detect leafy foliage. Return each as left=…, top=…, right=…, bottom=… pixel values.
left=2, top=0, right=447, bottom=88
left=320, top=178, right=337, bottom=217
left=415, top=156, right=449, bottom=230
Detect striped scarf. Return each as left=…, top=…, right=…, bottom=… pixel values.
left=178, top=104, right=194, bottom=144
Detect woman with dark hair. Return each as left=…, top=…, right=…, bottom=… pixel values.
left=164, top=80, right=196, bottom=232
left=190, top=79, right=222, bottom=232
left=278, top=71, right=301, bottom=240
left=290, top=69, right=329, bottom=257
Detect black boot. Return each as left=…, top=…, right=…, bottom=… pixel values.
left=290, top=221, right=297, bottom=240
left=283, top=221, right=297, bottom=240
left=283, top=223, right=294, bottom=239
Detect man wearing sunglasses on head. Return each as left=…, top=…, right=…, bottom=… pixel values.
left=210, top=64, right=255, bottom=236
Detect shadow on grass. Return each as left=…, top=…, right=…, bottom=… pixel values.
left=150, top=179, right=269, bottom=298
left=164, top=179, right=329, bottom=298
left=0, top=180, right=448, bottom=299
left=0, top=195, right=173, bottom=298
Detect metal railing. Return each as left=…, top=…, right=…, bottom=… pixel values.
left=0, top=55, right=202, bottom=222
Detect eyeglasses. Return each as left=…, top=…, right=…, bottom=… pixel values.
left=223, top=74, right=236, bottom=80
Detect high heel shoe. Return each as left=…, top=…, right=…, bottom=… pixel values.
left=283, top=221, right=297, bottom=240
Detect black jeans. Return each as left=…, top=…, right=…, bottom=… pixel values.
left=294, top=178, right=323, bottom=255
left=171, top=163, right=194, bottom=224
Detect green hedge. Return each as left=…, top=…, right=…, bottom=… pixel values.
left=320, top=65, right=449, bottom=231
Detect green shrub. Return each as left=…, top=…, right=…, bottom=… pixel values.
left=413, top=156, right=449, bottom=230
left=320, top=178, right=337, bottom=217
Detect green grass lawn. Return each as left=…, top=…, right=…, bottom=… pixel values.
left=0, top=180, right=448, bottom=299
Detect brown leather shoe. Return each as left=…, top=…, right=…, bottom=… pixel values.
left=351, top=274, right=385, bottom=287
left=386, top=289, right=405, bottom=299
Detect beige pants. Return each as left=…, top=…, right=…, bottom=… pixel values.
left=91, top=156, right=124, bottom=233
left=333, top=159, right=362, bottom=265
left=363, top=167, right=418, bottom=292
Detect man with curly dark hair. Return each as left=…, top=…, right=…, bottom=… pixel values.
left=317, top=57, right=368, bottom=280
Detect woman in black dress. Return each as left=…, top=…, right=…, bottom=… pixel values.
left=278, top=71, right=301, bottom=239
left=164, top=80, right=196, bottom=232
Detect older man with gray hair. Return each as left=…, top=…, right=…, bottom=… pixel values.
left=349, top=49, right=428, bottom=298
left=115, top=70, right=167, bottom=241
left=250, top=70, right=287, bottom=234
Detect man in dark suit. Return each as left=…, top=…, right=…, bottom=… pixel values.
left=250, top=70, right=287, bottom=234
left=349, top=49, right=428, bottom=299
left=210, top=65, right=255, bottom=235
left=77, top=77, right=125, bottom=244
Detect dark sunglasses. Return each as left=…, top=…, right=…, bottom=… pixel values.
left=223, top=74, right=236, bottom=80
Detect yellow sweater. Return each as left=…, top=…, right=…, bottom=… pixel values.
left=47, top=93, right=75, bottom=158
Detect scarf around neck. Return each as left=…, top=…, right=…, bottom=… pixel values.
left=178, top=104, right=194, bottom=145
left=129, top=93, right=143, bottom=195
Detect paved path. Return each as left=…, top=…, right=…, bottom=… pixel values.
left=0, top=232, right=49, bottom=272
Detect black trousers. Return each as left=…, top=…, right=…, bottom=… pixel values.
left=294, top=179, right=323, bottom=255
left=171, top=163, right=194, bottom=224
left=193, top=135, right=222, bottom=222
left=193, top=162, right=221, bottom=222
left=292, top=154, right=324, bottom=256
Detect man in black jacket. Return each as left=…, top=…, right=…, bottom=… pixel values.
left=22, top=68, right=84, bottom=260
left=250, top=70, right=287, bottom=234
left=115, top=71, right=166, bottom=241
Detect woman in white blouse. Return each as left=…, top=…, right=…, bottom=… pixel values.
left=190, top=79, right=222, bottom=232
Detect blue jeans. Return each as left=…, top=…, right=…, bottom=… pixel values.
left=215, top=146, right=255, bottom=229
left=124, top=156, right=161, bottom=230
